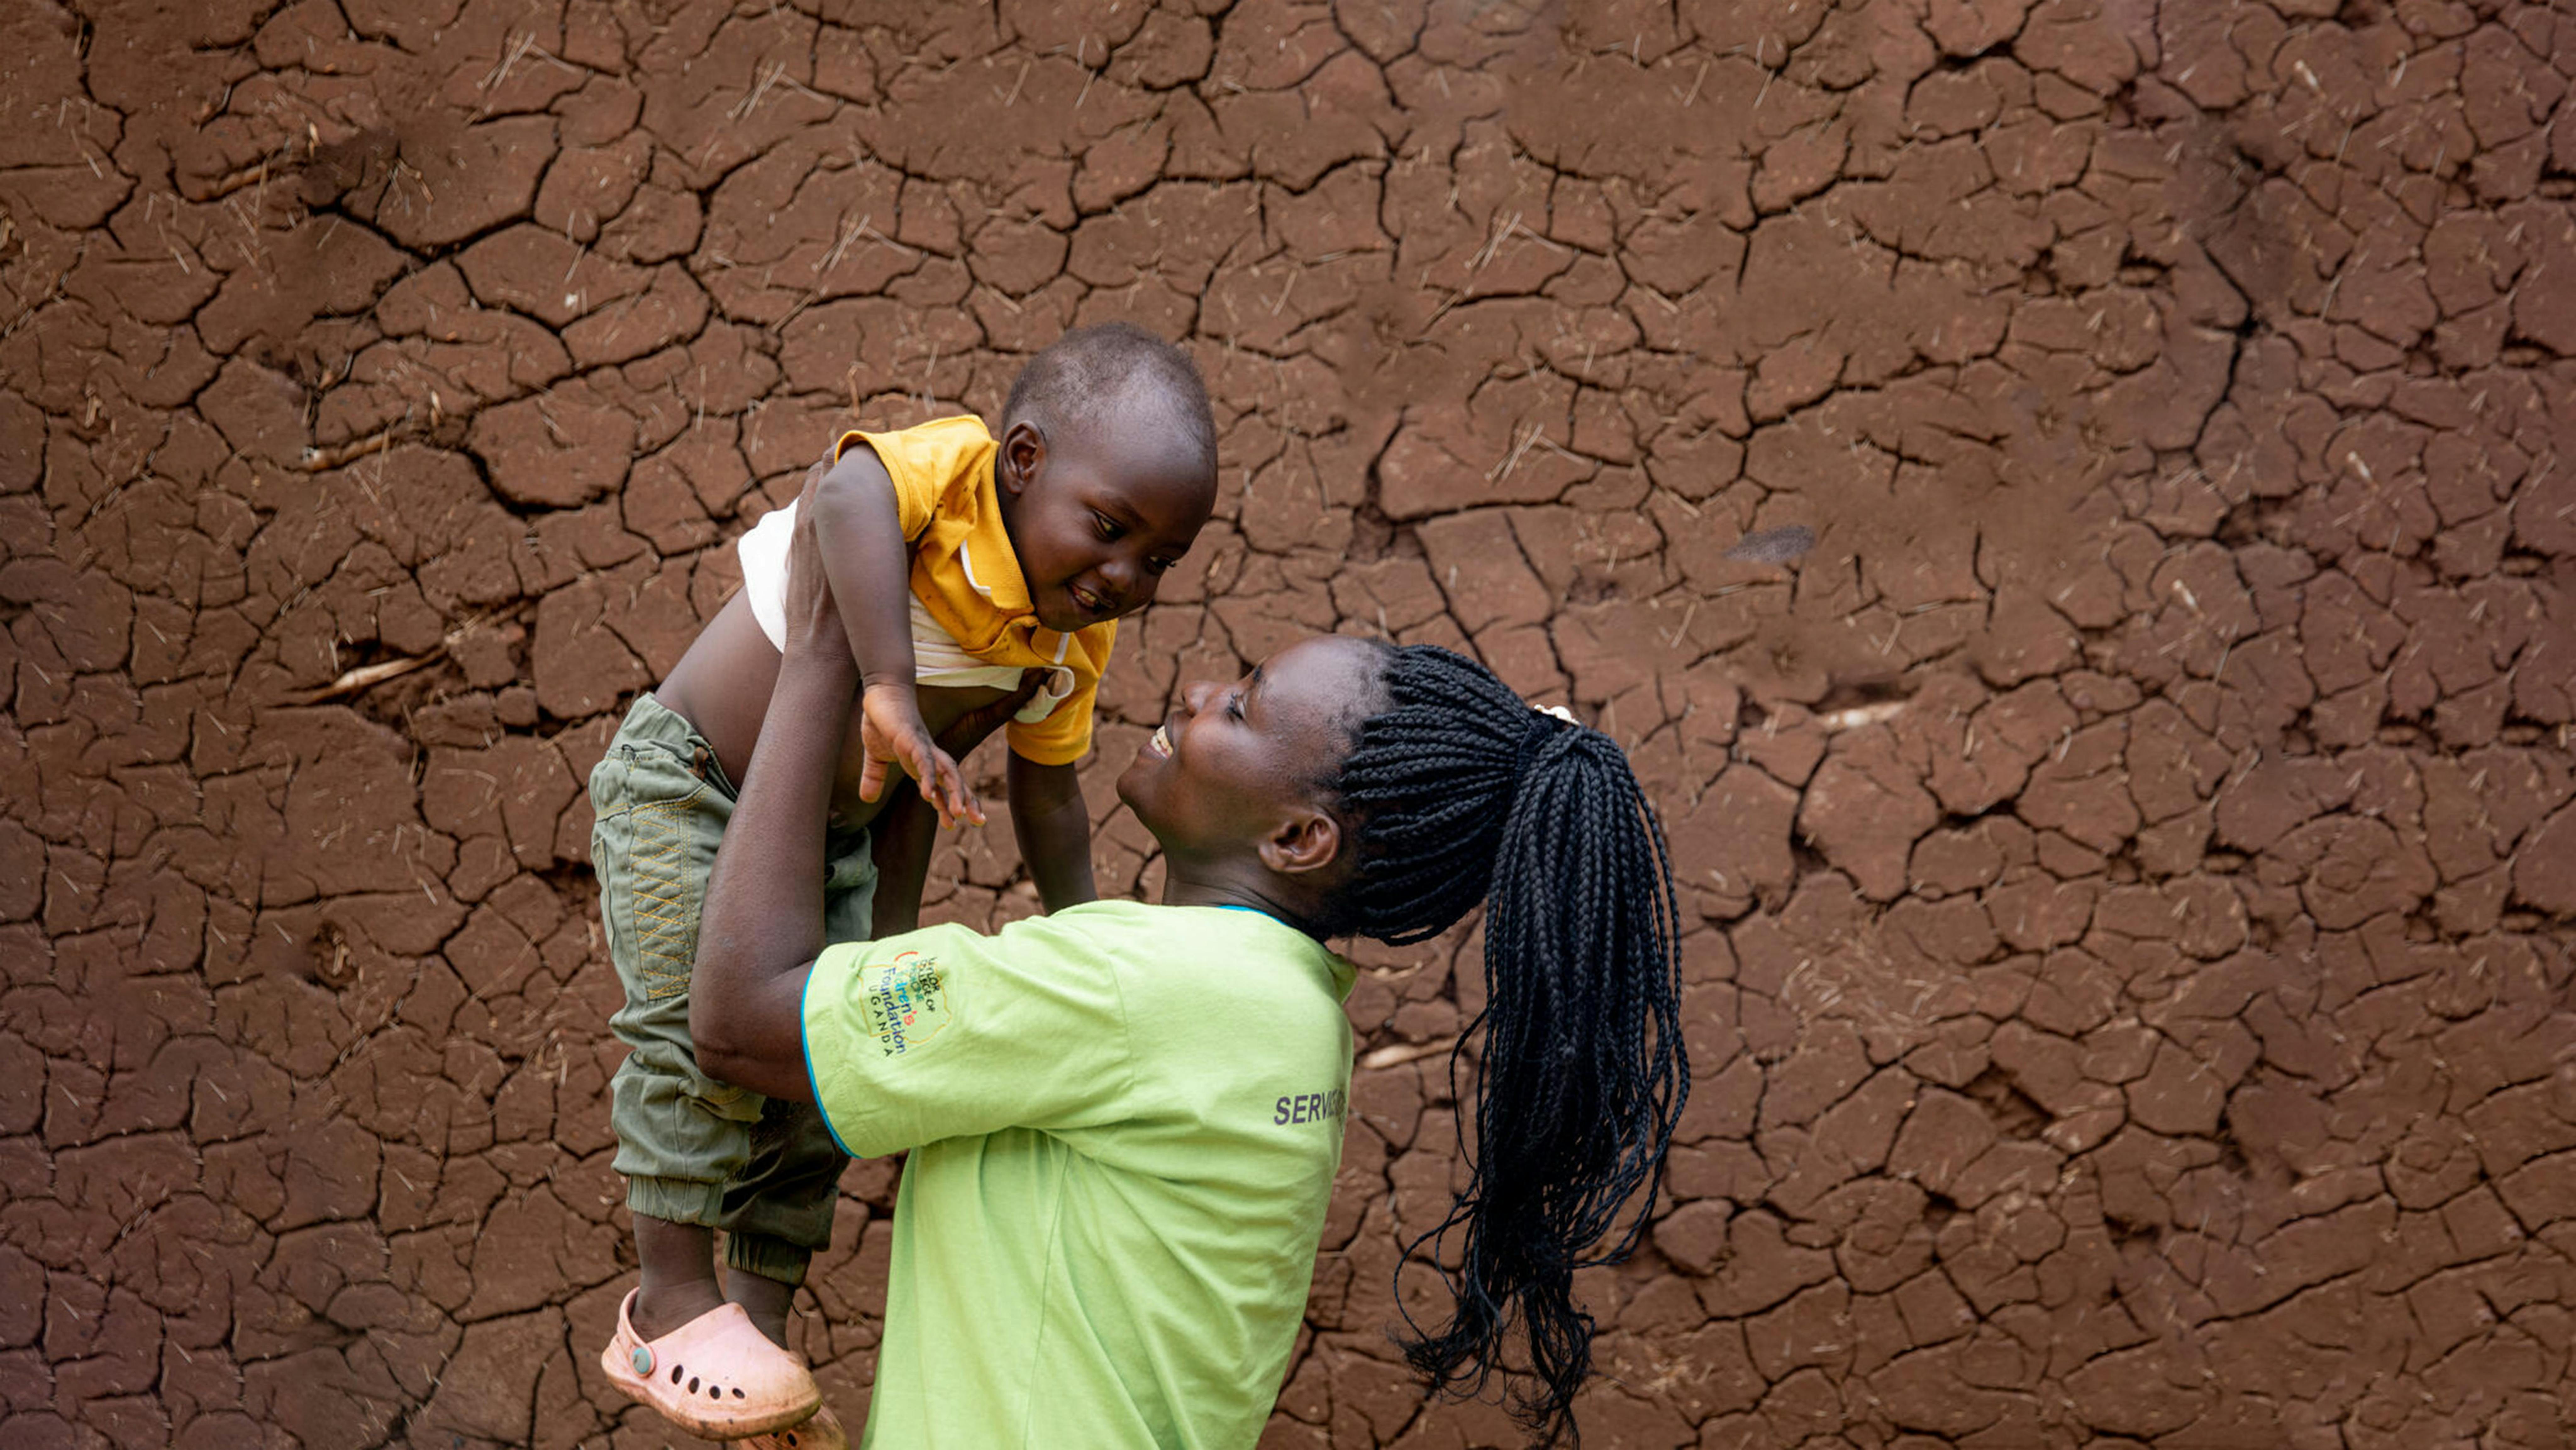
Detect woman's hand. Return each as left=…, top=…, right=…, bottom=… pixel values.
left=782, top=459, right=854, bottom=667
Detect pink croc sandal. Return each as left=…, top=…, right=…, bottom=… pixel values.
left=599, top=1289, right=821, bottom=1438
left=743, top=1403, right=847, bottom=1450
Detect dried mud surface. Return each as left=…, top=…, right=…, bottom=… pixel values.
left=5, top=0, right=2576, bottom=1446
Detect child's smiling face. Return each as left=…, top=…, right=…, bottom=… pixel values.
left=995, top=413, right=1216, bottom=634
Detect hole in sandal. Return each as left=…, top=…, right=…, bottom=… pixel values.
left=688, top=1376, right=701, bottom=1393
left=731, top=1388, right=745, bottom=1398
left=707, top=1385, right=721, bottom=1399
left=670, top=1366, right=683, bottom=1385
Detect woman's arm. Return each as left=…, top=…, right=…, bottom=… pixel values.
left=692, top=475, right=865, bottom=1102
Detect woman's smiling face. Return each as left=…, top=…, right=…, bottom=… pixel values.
left=1116, top=635, right=1386, bottom=875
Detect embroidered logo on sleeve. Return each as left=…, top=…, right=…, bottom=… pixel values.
left=858, top=951, right=950, bottom=1058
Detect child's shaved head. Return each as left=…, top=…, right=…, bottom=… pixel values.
left=1003, top=323, right=1215, bottom=483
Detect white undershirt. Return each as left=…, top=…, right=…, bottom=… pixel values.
left=738, top=500, right=1074, bottom=723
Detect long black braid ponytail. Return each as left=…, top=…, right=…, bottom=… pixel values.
left=1324, top=642, right=1688, bottom=1446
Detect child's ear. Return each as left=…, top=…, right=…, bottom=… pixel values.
left=999, top=420, right=1046, bottom=498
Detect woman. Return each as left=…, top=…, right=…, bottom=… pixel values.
left=674, top=484, right=1687, bottom=1447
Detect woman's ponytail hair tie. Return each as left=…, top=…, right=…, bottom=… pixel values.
left=1517, top=701, right=1577, bottom=775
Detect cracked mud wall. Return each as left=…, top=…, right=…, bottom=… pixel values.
left=4, top=0, right=2575, bottom=1446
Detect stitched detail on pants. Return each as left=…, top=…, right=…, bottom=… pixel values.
left=627, top=788, right=705, bottom=1001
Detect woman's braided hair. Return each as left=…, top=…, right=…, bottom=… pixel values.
left=1321, top=642, right=1689, bottom=1447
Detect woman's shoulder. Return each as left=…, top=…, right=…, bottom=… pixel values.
left=1032, top=899, right=1307, bottom=943
left=1034, top=902, right=1352, bottom=1004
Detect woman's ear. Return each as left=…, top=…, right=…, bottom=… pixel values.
left=1000, top=419, right=1046, bottom=498
left=1258, top=807, right=1342, bottom=878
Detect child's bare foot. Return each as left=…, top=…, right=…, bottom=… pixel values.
left=632, top=1216, right=729, bottom=1341
left=633, top=1274, right=730, bottom=1342
left=727, top=1265, right=800, bottom=1350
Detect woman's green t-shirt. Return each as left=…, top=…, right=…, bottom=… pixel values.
left=801, top=900, right=1358, bottom=1450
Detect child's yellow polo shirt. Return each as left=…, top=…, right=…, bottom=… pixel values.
left=832, top=417, right=1116, bottom=767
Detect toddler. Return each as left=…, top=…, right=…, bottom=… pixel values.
left=587, top=323, right=1218, bottom=1442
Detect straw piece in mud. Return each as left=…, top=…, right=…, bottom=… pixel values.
left=1722, top=524, right=1817, bottom=564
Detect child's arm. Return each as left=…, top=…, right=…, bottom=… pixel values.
left=1008, top=754, right=1098, bottom=912
left=805, top=447, right=979, bottom=825
left=866, top=786, right=939, bottom=937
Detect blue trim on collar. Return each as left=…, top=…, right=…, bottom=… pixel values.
left=1210, top=903, right=1291, bottom=924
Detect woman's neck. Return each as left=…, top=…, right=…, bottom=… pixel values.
left=1159, top=867, right=1319, bottom=935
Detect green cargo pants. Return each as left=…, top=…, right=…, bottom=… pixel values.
left=590, top=693, right=877, bottom=1286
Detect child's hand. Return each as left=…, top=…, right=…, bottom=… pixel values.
left=859, top=686, right=982, bottom=826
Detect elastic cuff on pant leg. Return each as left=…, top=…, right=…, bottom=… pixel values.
left=725, top=1232, right=814, bottom=1288
left=626, top=1175, right=729, bottom=1228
